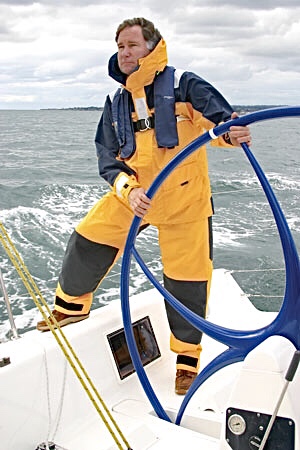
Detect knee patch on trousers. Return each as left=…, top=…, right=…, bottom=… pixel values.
left=164, top=274, right=208, bottom=345
left=59, top=231, right=119, bottom=297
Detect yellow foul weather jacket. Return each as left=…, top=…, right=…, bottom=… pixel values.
left=95, top=39, right=234, bottom=226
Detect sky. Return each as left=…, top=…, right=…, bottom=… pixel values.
left=1, top=0, right=300, bottom=109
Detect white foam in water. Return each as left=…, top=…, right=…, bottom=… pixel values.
left=213, top=227, right=244, bottom=247
left=287, top=217, right=300, bottom=233
left=0, top=111, right=299, bottom=338
left=0, top=303, right=38, bottom=339
left=0, top=193, right=163, bottom=338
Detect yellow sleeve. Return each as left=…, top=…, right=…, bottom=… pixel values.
left=113, top=172, right=141, bottom=202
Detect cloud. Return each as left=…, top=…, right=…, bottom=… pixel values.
left=0, top=1, right=300, bottom=109
left=207, top=0, right=300, bottom=8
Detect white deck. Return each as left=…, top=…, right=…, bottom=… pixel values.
left=0, top=268, right=298, bottom=450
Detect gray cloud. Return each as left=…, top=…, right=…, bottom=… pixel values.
left=1, top=0, right=299, bottom=7
left=207, top=0, right=300, bottom=8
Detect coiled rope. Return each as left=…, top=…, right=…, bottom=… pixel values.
left=0, top=221, right=132, bottom=450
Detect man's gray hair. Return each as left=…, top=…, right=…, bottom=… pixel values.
left=115, top=17, right=162, bottom=51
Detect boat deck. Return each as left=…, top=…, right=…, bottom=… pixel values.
left=0, top=269, right=287, bottom=450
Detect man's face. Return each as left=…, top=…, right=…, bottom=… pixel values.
left=117, top=25, right=151, bottom=75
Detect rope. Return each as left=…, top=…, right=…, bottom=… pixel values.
left=44, top=348, right=53, bottom=446
left=44, top=349, right=68, bottom=443
left=0, top=222, right=131, bottom=450
left=230, top=268, right=284, bottom=273
left=248, top=294, right=283, bottom=298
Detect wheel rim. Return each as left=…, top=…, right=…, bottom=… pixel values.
left=120, top=106, right=300, bottom=424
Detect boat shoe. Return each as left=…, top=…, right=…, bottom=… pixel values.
left=175, top=369, right=197, bottom=395
left=36, top=309, right=89, bottom=332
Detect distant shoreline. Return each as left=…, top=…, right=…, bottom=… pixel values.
left=40, top=105, right=285, bottom=114
left=40, top=106, right=104, bottom=111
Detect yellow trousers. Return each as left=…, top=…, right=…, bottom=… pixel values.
left=55, top=191, right=212, bottom=369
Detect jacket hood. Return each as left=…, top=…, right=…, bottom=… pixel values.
left=108, top=53, right=127, bottom=85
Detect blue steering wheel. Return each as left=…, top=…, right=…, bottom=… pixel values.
left=120, top=106, right=300, bottom=424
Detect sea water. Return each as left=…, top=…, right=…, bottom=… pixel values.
left=0, top=109, right=299, bottom=338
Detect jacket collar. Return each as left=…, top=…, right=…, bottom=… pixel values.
left=108, top=39, right=167, bottom=89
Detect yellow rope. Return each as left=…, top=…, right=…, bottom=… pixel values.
left=0, top=222, right=131, bottom=450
